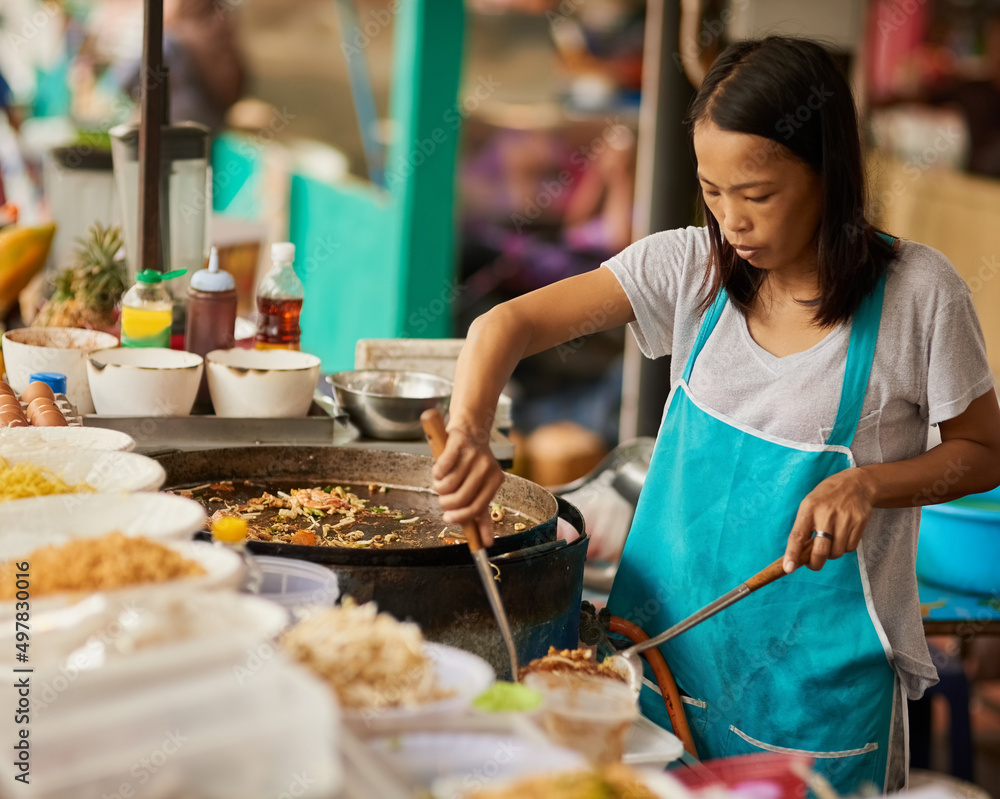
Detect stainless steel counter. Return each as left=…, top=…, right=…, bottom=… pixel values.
left=82, top=412, right=515, bottom=466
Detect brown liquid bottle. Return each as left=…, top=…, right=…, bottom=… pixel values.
left=254, top=242, right=303, bottom=351
left=185, top=247, right=237, bottom=409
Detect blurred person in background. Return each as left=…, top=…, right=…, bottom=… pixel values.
left=117, top=0, right=245, bottom=133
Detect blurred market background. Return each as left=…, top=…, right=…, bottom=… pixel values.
left=0, top=1, right=999, bottom=792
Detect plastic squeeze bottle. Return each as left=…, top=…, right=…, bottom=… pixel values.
left=254, top=242, right=303, bottom=351
left=186, top=247, right=237, bottom=407
left=121, top=269, right=185, bottom=348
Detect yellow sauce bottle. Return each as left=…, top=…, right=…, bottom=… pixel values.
left=121, top=269, right=185, bottom=348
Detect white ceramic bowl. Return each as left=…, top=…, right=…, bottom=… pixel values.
left=342, top=642, right=495, bottom=735
left=0, top=449, right=165, bottom=498
left=0, top=540, right=244, bottom=619
left=206, top=348, right=321, bottom=418
left=87, top=348, right=203, bottom=416
left=0, top=426, right=136, bottom=452
left=367, top=732, right=586, bottom=794
left=0, top=493, right=206, bottom=549
left=2, top=327, right=119, bottom=414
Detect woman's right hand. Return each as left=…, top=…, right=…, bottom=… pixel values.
left=431, top=423, right=505, bottom=545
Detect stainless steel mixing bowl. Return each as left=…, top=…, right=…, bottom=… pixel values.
left=326, top=370, right=452, bottom=440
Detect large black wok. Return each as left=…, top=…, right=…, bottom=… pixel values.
left=156, top=446, right=588, bottom=678
left=158, top=446, right=560, bottom=565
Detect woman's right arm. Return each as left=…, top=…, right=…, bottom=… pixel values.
left=432, top=265, right=636, bottom=543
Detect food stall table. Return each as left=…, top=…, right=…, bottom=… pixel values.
left=919, top=579, right=1000, bottom=637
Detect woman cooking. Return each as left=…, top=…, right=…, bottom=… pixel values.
left=431, top=36, right=1000, bottom=793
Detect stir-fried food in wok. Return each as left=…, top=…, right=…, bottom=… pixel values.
left=174, top=480, right=534, bottom=549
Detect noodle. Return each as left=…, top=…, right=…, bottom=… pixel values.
left=281, top=601, right=453, bottom=710
left=0, top=533, right=206, bottom=599
left=0, top=455, right=96, bottom=503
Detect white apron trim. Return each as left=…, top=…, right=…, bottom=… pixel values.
left=729, top=726, right=878, bottom=759
left=640, top=677, right=707, bottom=708
left=675, top=380, right=856, bottom=460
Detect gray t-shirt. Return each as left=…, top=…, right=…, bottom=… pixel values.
left=605, top=225, right=994, bottom=699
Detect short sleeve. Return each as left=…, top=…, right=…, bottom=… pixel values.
left=603, top=226, right=708, bottom=360
left=925, top=286, right=995, bottom=426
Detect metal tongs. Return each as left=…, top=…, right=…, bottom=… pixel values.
left=421, top=409, right=520, bottom=680
left=612, top=539, right=815, bottom=694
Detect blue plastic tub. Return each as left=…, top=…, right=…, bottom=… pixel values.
left=917, top=486, right=1000, bottom=595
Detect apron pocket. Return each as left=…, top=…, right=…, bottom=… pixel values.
left=725, top=724, right=880, bottom=788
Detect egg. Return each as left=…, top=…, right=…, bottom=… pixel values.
left=20, top=381, right=55, bottom=404
left=0, top=410, right=28, bottom=427
left=34, top=409, right=67, bottom=427
left=0, top=382, right=15, bottom=397
left=26, top=397, right=56, bottom=423
left=0, top=394, right=21, bottom=411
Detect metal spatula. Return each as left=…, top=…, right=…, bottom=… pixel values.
left=421, top=410, right=520, bottom=680
left=612, top=539, right=815, bottom=694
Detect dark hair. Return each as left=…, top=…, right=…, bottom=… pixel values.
left=687, top=36, right=894, bottom=326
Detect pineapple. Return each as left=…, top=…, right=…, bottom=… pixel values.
left=33, top=223, right=128, bottom=330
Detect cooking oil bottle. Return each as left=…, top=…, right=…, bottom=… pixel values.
left=121, top=269, right=185, bottom=348
left=254, top=242, right=303, bottom=351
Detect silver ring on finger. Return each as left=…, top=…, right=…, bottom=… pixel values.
left=813, top=530, right=833, bottom=541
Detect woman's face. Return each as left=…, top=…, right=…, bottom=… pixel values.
left=693, top=119, right=823, bottom=274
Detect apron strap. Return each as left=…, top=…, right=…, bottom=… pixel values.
left=825, top=268, right=890, bottom=449
left=681, top=289, right=728, bottom=384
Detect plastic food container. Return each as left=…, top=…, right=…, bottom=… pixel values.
left=255, top=556, right=340, bottom=612
left=523, top=672, right=638, bottom=764
left=917, top=486, right=1000, bottom=595
left=4, top=653, right=341, bottom=799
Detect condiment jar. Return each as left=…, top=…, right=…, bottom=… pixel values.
left=185, top=248, right=237, bottom=408
left=211, top=517, right=263, bottom=593
left=121, top=269, right=185, bottom=348
left=254, top=242, right=303, bottom=351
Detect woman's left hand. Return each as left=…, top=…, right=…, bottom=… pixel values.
left=783, top=468, right=876, bottom=573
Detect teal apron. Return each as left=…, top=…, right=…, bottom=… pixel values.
left=607, top=274, right=899, bottom=795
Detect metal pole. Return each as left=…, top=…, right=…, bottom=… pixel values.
left=138, top=0, right=165, bottom=274
left=620, top=0, right=698, bottom=439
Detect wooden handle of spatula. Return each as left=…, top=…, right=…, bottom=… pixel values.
left=745, top=539, right=815, bottom=592
left=420, top=409, right=484, bottom=553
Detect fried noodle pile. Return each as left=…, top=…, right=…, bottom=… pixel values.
left=0, top=455, right=96, bottom=502
left=0, top=533, right=206, bottom=599
left=518, top=646, right=628, bottom=683
left=281, top=601, right=453, bottom=710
